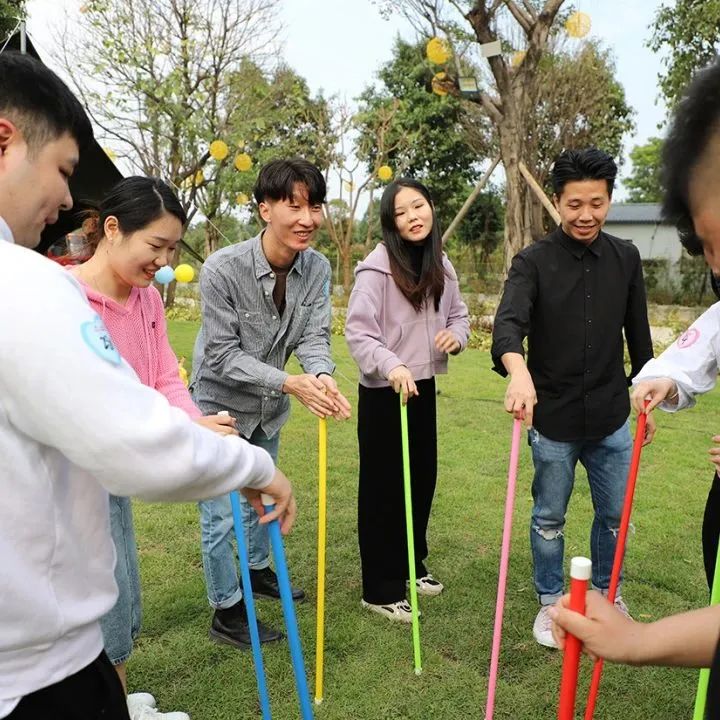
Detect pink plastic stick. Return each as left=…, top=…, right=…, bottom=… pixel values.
left=485, top=417, right=523, bottom=720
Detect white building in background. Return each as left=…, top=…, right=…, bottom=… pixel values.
left=604, top=203, right=683, bottom=265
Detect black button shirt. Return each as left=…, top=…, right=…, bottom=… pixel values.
left=491, top=227, right=653, bottom=442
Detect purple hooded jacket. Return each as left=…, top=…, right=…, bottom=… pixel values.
left=345, top=243, right=470, bottom=388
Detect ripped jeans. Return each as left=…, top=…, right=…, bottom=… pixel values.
left=528, top=421, right=632, bottom=606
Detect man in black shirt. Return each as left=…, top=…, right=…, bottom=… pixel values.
left=491, top=148, right=654, bottom=648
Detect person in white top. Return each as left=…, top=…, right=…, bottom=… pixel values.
left=0, top=51, right=295, bottom=720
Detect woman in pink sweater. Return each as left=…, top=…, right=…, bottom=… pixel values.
left=71, top=177, right=234, bottom=720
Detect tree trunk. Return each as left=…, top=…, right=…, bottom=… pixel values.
left=163, top=246, right=182, bottom=308
left=501, top=154, right=533, bottom=273
left=204, top=222, right=220, bottom=258
left=341, top=245, right=353, bottom=295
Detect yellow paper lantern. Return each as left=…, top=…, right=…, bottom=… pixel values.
left=236, top=192, right=249, bottom=205
left=377, top=165, right=393, bottom=181
left=194, top=170, right=204, bottom=186
left=426, top=37, right=451, bottom=65
left=234, top=153, right=252, bottom=172
left=431, top=71, right=449, bottom=96
left=565, top=11, right=591, bottom=38
left=209, top=140, right=229, bottom=161
left=174, top=264, right=195, bottom=283
left=343, top=180, right=354, bottom=192
left=103, top=147, right=116, bottom=160
left=511, top=50, right=526, bottom=68
left=181, top=176, right=193, bottom=190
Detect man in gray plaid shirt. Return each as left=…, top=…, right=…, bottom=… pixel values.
left=190, top=158, right=351, bottom=647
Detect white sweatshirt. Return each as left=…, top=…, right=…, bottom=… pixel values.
left=0, top=240, right=275, bottom=711
left=633, top=303, right=720, bottom=410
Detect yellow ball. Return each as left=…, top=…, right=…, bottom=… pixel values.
left=209, top=140, right=229, bottom=161
left=565, top=11, right=591, bottom=38
left=377, top=165, right=393, bottom=182
left=236, top=192, right=249, bottom=205
left=234, top=153, right=252, bottom=172
left=511, top=50, right=526, bottom=68
left=426, top=37, right=450, bottom=65
left=194, top=170, right=204, bottom=186
left=431, top=71, right=449, bottom=96
left=174, top=264, right=195, bottom=283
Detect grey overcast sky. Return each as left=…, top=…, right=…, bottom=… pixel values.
left=25, top=0, right=669, bottom=196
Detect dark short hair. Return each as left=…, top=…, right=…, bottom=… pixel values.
left=551, top=147, right=617, bottom=198
left=379, top=177, right=445, bottom=312
left=661, top=61, right=720, bottom=256
left=0, top=51, right=93, bottom=152
left=253, top=158, right=326, bottom=205
left=85, top=176, right=187, bottom=247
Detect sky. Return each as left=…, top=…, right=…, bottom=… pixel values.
left=24, top=0, right=669, bottom=198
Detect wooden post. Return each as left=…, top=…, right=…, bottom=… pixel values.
left=442, top=157, right=500, bottom=242
left=518, top=161, right=560, bottom=225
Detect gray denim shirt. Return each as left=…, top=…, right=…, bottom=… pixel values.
left=190, top=233, right=335, bottom=438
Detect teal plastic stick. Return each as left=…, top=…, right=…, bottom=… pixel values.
left=693, top=536, right=720, bottom=719
left=399, top=394, right=422, bottom=675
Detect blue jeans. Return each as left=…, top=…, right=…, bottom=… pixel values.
left=99, top=495, right=142, bottom=665
left=198, top=426, right=279, bottom=609
left=529, top=420, right=632, bottom=606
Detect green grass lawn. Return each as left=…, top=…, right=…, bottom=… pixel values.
left=129, top=320, right=716, bottom=719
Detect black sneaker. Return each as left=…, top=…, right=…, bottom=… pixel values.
left=250, top=567, right=306, bottom=601
left=209, top=599, right=283, bottom=649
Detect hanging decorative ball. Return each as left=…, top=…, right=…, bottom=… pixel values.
left=431, top=71, right=450, bottom=96
left=174, top=264, right=195, bottom=283
left=377, top=165, right=393, bottom=181
left=234, top=153, right=252, bottom=172
left=426, top=37, right=451, bottom=65
left=565, top=11, right=591, bottom=38
left=343, top=180, right=354, bottom=192
left=236, top=192, right=250, bottom=205
left=209, top=140, right=229, bottom=161
left=154, top=266, right=175, bottom=285
left=194, top=169, right=204, bottom=186
left=511, top=50, right=526, bottom=68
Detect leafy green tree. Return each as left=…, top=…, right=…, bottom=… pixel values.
left=0, top=0, right=25, bottom=40
left=355, top=38, right=491, bottom=230
left=647, top=0, right=720, bottom=108
left=624, top=137, right=663, bottom=203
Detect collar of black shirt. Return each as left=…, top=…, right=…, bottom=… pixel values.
left=554, top=225, right=604, bottom=259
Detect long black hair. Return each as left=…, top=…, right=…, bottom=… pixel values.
left=661, top=60, right=720, bottom=256
left=84, top=176, right=187, bottom=247
left=379, top=178, right=445, bottom=311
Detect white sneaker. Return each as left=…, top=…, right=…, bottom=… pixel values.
left=407, top=574, right=444, bottom=596
left=127, top=694, right=157, bottom=716
left=131, top=705, right=190, bottom=720
left=533, top=605, right=558, bottom=648
left=361, top=599, right=420, bottom=623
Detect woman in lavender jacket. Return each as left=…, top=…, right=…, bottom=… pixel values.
left=345, top=178, right=470, bottom=623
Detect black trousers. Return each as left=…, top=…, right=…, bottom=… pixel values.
left=357, top=378, right=437, bottom=605
left=703, top=472, right=720, bottom=590
left=8, top=652, right=129, bottom=720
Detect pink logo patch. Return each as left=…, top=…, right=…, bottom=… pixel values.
left=677, top=328, right=700, bottom=349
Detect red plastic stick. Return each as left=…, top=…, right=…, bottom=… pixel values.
left=484, top=418, right=522, bottom=720
left=558, top=557, right=592, bottom=720
left=584, top=409, right=648, bottom=719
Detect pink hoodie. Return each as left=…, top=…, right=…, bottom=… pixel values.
left=77, top=279, right=201, bottom=418
left=345, top=243, right=470, bottom=388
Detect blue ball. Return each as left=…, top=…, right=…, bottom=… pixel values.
left=154, top=266, right=175, bottom=284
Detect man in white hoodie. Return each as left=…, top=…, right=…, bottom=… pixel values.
left=0, top=51, right=295, bottom=720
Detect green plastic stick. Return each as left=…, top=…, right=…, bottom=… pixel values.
left=693, top=537, right=720, bottom=719
left=399, top=394, right=422, bottom=675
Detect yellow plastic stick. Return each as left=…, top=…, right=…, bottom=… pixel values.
left=314, top=417, right=328, bottom=704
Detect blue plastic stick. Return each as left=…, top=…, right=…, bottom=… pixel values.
left=230, top=490, right=272, bottom=720
left=262, top=493, right=314, bottom=720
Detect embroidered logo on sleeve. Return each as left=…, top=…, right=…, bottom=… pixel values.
left=677, top=327, right=700, bottom=349
left=81, top=315, right=121, bottom=365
